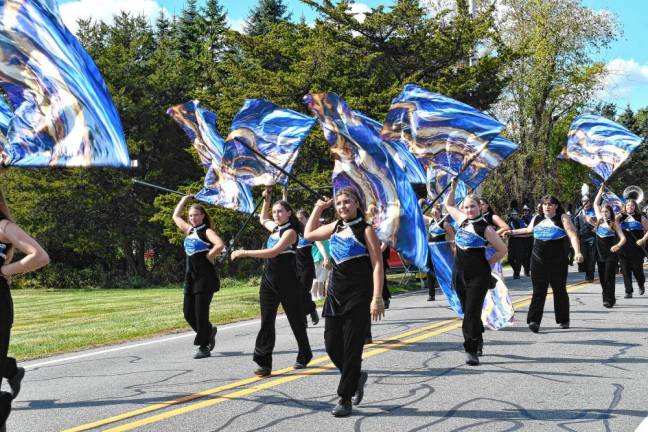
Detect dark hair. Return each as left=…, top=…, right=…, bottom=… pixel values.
left=539, top=195, right=565, bottom=217
left=479, top=198, right=494, bottom=214
left=334, top=187, right=365, bottom=220
left=598, top=204, right=617, bottom=228
left=622, top=199, right=642, bottom=219
left=296, top=209, right=309, bottom=219
left=273, top=200, right=303, bottom=235
left=189, top=204, right=212, bottom=228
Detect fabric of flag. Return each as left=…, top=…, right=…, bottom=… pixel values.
left=381, top=84, right=505, bottom=185
left=222, top=99, right=315, bottom=186
left=426, top=166, right=468, bottom=205
left=589, top=176, right=624, bottom=214
left=428, top=241, right=462, bottom=315
left=0, top=96, right=11, bottom=141
left=481, top=273, right=515, bottom=330
left=305, top=92, right=428, bottom=270
left=0, top=0, right=130, bottom=167
left=354, top=111, right=426, bottom=183
left=167, top=100, right=254, bottom=213
left=560, top=114, right=643, bottom=181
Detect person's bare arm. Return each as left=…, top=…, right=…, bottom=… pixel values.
left=563, top=214, right=584, bottom=263
left=231, top=229, right=297, bottom=260
left=205, top=229, right=225, bottom=261
left=172, top=195, right=193, bottom=234
left=365, top=226, right=385, bottom=321
left=0, top=221, right=49, bottom=278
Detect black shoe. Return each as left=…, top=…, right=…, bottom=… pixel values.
left=331, top=398, right=352, bottom=417
left=193, top=346, right=210, bottom=359
left=364, top=336, right=373, bottom=345
left=476, top=340, right=484, bottom=357
left=8, top=367, right=25, bottom=400
left=293, top=361, right=308, bottom=369
left=624, top=293, right=632, bottom=299
left=559, top=322, right=570, bottom=329
left=0, top=391, right=11, bottom=428
left=208, top=327, right=217, bottom=352
left=603, top=301, right=612, bottom=308
left=384, top=299, right=390, bottom=309
left=528, top=322, right=540, bottom=333
left=427, top=295, right=435, bottom=301
left=465, top=352, right=479, bottom=366
left=352, top=371, right=368, bottom=405
left=310, top=310, right=319, bottom=326
left=513, top=275, right=520, bottom=279
left=640, top=286, right=645, bottom=296
left=254, top=366, right=272, bottom=377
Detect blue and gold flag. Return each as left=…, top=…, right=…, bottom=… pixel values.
left=167, top=101, right=254, bottom=213
left=305, top=92, right=428, bottom=270
left=354, top=111, right=426, bottom=183
left=0, top=0, right=130, bottom=167
left=382, top=84, right=505, bottom=185
left=222, top=99, right=315, bottom=186
left=560, top=114, right=643, bottom=181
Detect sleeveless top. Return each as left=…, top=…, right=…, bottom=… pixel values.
left=263, top=221, right=298, bottom=280
left=483, top=212, right=495, bottom=227
left=183, top=224, right=219, bottom=294
left=454, top=216, right=490, bottom=277
left=295, top=235, right=315, bottom=282
left=619, top=214, right=646, bottom=258
left=325, top=217, right=373, bottom=317
left=595, top=219, right=617, bottom=260
left=531, top=214, right=568, bottom=262
left=428, top=218, right=446, bottom=242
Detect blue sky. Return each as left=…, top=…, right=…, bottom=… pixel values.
left=57, top=0, right=648, bottom=111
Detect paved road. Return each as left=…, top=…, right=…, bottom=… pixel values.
left=7, top=267, right=648, bottom=432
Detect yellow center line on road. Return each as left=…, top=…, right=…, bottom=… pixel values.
left=63, top=280, right=591, bottom=432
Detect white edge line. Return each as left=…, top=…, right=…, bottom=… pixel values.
left=636, top=416, right=648, bottom=432
left=24, top=315, right=288, bottom=370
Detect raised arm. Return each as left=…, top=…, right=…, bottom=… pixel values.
left=172, top=195, right=194, bottom=234
left=443, top=180, right=465, bottom=225
left=304, top=198, right=336, bottom=241
left=593, top=184, right=605, bottom=220
left=259, top=186, right=277, bottom=232
left=562, top=214, right=583, bottom=263
left=0, top=221, right=49, bottom=278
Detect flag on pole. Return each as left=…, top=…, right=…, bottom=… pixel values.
left=222, top=99, right=315, bottom=186
left=167, top=101, right=254, bottom=213
left=0, top=0, right=130, bottom=167
left=560, top=114, right=642, bottom=181
left=305, top=92, right=428, bottom=270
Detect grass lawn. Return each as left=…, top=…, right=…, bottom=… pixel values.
left=10, top=274, right=422, bottom=361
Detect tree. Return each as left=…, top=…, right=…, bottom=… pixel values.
left=484, top=0, right=618, bottom=211
left=245, top=0, right=291, bottom=36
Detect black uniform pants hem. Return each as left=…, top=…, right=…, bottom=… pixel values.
left=454, top=270, right=488, bottom=354
left=597, top=256, right=618, bottom=304
left=620, top=255, right=645, bottom=293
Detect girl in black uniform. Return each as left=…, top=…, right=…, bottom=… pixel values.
left=507, top=196, right=582, bottom=333
left=445, top=181, right=507, bottom=366
left=231, top=187, right=312, bottom=377
left=296, top=209, right=319, bottom=326
left=0, top=190, right=49, bottom=430
left=617, top=199, right=648, bottom=297
left=173, top=195, right=224, bottom=359
left=423, top=204, right=454, bottom=301
left=479, top=199, right=511, bottom=235
left=304, top=187, right=384, bottom=417
left=593, top=186, right=626, bottom=307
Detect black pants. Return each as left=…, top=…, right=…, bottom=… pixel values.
left=254, top=282, right=312, bottom=368
left=508, top=238, right=525, bottom=277
left=425, top=253, right=438, bottom=297
left=598, top=256, right=618, bottom=304
left=325, top=303, right=370, bottom=400
left=1, top=283, right=18, bottom=426
left=581, top=240, right=596, bottom=279
left=620, top=255, right=645, bottom=294
left=454, top=269, right=489, bottom=354
left=528, top=260, right=569, bottom=325
left=183, top=290, right=215, bottom=347
left=521, top=238, right=532, bottom=275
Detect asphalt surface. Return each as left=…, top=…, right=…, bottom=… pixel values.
left=7, top=266, right=648, bottom=432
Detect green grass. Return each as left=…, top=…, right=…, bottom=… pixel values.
left=9, top=274, right=422, bottom=361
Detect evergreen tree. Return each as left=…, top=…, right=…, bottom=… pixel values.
left=244, top=0, right=290, bottom=36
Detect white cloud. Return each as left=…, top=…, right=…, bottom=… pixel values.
left=347, top=2, right=371, bottom=23
left=601, top=58, right=648, bottom=100
left=59, top=0, right=167, bottom=34
left=227, top=17, right=246, bottom=33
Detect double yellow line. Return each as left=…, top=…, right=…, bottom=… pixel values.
left=64, top=280, right=591, bottom=432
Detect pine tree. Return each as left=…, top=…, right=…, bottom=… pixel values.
left=177, top=0, right=201, bottom=57
left=200, top=0, right=228, bottom=59
left=244, top=0, right=290, bottom=36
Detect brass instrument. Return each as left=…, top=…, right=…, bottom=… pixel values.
left=623, top=185, right=644, bottom=205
